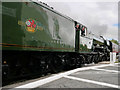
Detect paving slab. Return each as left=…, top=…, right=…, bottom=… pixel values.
left=99, top=66, right=118, bottom=71
left=35, top=77, right=109, bottom=88
left=69, top=69, right=118, bottom=85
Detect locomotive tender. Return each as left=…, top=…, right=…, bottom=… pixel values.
left=1, top=1, right=112, bottom=85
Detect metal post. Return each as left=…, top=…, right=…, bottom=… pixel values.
left=75, top=29, right=80, bottom=52
left=110, top=52, right=116, bottom=65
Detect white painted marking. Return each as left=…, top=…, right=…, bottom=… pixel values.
left=110, top=63, right=118, bottom=66
left=14, top=64, right=112, bottom=88
left=110, top=65, right=120, bottom=67
left=64, top=75, right=119, bottom=88
left=107, top=63, right=120, bottom=68
left=92, top=68, right=120, bottom=73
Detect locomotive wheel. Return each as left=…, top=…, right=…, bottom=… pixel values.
left=76, top=57, right=81, bottom=68
left=99, top=55, right=103, bottom=62
left=40, top=56, right=50, bottom=75
left=40, top=64, right=48, bottom=76
left=101, top=55, right=107, bottom=61
left=89, top=56, right=93, bottom=63
left=47, top=54, right=63, bottom=73
left=70, top=56, right=77, bottom=69
left=107, top=56, right=110, bottom=61
left=66, top=54, right=77, bottom=69
left=64, top=54, right=72, bottom=70
left=93, top=55, right=99, bottom=64
left=86, top=56, right=91, bottom=64
left=2, top=65, right=10, bottom=86
left=79, top=55, right=85, bottom=67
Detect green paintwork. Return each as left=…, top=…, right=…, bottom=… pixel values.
left=2, top=1, right=92, bottom=53
left=93, top=39, right=104, bottom=46
left=75, top=30, right=80, bottom=52
left=2, top=2, right=23, bottom=50
left=79, top=44, right=91, bottom=52
left=2, top=2, right=75, bottom=52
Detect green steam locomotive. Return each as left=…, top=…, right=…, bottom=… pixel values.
left=1, top=1, right=112, bottom=85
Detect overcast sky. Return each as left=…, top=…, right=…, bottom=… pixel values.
left=39, top=0, right=118, bottom=41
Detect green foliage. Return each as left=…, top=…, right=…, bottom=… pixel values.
left=111, top=39, right=119, bottom=45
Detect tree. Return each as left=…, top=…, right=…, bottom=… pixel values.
left=111, top=39, right=119, bottom=45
